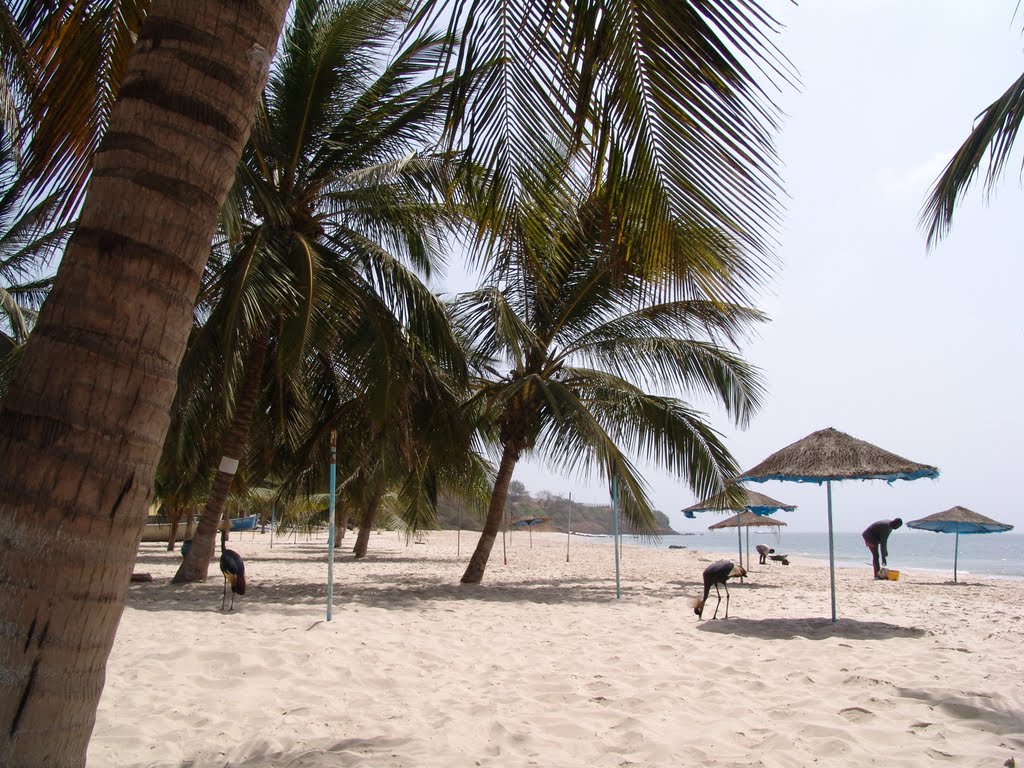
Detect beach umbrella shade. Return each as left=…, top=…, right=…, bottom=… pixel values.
left=907, top=506, right=1013, bottom=583
left=681, top=488, right=796, bottom=570
left=511, top=515, right=551, bottom=547
left=736, top=427, right=939, bottom=622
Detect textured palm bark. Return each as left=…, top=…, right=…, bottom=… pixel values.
left=461, top=443, right=520, bottom=584
left=336, top=509, right=350, bottom=545
left=352, top=489, right=384, bottom=559
left=166, top=503, right=182, bottom=551
left=0, top=2, right=289, bottom=764
left=173, top=331, right=270, bottom=583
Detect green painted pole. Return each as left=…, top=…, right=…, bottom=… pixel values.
left=566, top=492, right=572, bottom=562
left=327, top=430, right=337, bottom=621
left=612, top=477, right=621, bottom=599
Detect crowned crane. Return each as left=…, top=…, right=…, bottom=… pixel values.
left=693, top=560, right=746, bottom=620
left=219, top=528, right=246, bottom=610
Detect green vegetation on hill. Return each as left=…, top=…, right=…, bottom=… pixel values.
left=436, top=481, right=677, bottom=536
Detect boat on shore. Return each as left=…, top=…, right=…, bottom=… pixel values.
left=230, top=514, right=260, bottom=532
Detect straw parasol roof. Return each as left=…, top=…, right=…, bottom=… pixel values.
left=907, top=506, right=1013, bottom=583
left=907, top=506, right=1013, bottom=534
left=736, top=427, right=939, bottom=483
left=681, top=488, right=796, bottom=515
left=708, top=511, right=787, bottom=530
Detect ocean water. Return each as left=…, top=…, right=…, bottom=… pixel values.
left=625, top=530, right=1024, bottom=580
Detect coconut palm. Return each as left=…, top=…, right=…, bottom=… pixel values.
left=416, top=0, right=790, bottom=276
left=172, top=0, right=469, bottom=582
left=0, top=1, right=288, bottom=761
left=5, top=0, right=150, bottom=216
left=0, top=0, right=788, bottom=761
left=455, top=157, right=767, bottom=584
left=921, top=66, right=1024, bottom=245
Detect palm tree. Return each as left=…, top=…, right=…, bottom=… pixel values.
left=6, top=0, right=150, bottom=217
left=921, top=67, right=1024, bottom=245
left=0, top=1, right=788, bottom=762
left=0, top=1, right=289, bottom=762
left=416, top=0, right=791, bottom=275
left=172, top=0, right=468, bottom=582
left=455, top=158, right=767, bottom=584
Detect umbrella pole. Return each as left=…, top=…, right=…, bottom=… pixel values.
left=736, top=518, right=742, bottom=570
left=746, top=525, right=751, bottom=571
left=954, top=530, right=959, bottom=583
left=826, top=480, right=837, bottom=623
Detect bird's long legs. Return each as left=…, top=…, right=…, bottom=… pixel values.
left=711, top=583, right=731, bottom=620
left=222, top=577, right=229, bottom=610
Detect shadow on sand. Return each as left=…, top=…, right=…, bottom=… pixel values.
left=896, top=688, right=1024, bottom=748
left=697, top=616, right=928, bottom=641
left=125, top=572, right=644, bottom=614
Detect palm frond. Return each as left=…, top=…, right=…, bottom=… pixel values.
left=921, top=69, right=1024, bottom=246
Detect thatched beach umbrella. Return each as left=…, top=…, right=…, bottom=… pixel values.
left=708, top=511, right=787, bottom=569
left=907, top=506, right=1013, bottom=583
left=511, top=515, right=551, bottom=548
left=736, top=427, right=939, bottom=622
left=681, top=489, right=796, bottom=570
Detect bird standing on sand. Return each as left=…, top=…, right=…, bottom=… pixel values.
left=693, top=560, right=746, bottom=620
left=219, top=529, right=246, bottom=610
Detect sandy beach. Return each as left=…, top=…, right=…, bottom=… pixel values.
left=88, top=530, right=1024, bottom=767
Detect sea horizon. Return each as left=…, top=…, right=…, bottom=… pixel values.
left=601, top=529, right=1024, bottom=580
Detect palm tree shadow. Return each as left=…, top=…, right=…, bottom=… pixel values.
left=896, top=688, right=1024, bottom=748
left=169, top=736, right=411, bottom=768
left=125, top=574, right=632, bottom=613
left=697, top=616, right=928, bottom=641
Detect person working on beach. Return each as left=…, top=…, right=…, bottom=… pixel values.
left=862, top=518, right=902, bottom=579
left=755, top=544, right=774, bottom=565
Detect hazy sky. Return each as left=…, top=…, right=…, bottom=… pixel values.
left=453, top=2, right=1024, bottom=533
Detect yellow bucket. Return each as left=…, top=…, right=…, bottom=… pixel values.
left=885, top=569, right=900, bottom=581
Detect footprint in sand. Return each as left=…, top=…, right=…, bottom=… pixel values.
left=838, top=706, right=874, bottom=723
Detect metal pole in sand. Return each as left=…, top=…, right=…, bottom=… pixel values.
left=327, top=430, right=337, bottom=621
left=954, top=530, right=960, bottom=583
left=612, top=477, right=621, bottom=599
left=826, top=480, right=837, bottom=623
left=566, top=492, right=572, bottom=562
left=270, top=503, right=275, bottom=549
left=457, top=502, right=462, bottom=557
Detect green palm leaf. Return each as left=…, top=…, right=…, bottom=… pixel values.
left=921, top=69, right=1024, bottom=246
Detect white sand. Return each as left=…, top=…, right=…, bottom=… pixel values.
left=88, top=530, right=1024, bottom=767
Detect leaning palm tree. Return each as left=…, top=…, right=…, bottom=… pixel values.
left=921, top=65, right=1024, bottom=245
left=0, top=0, right=789, bottom=761
left=455, top=156, right=767, bottom=584
left=172, top=0, right=469, bottom=582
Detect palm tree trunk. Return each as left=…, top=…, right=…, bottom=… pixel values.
left=461, top=443, right=519, bottom=584
left=0, top=3, right=289, bottom=764
left=167, top=503, right=182, bottom=551
left=173, top=331, right=270, bottom=583
left=336, top=508, right=348, bottom=546
left=353, top=489, right=384, bottom=559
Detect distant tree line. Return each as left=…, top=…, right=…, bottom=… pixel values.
left=434, top=481, right=677, bottom=536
